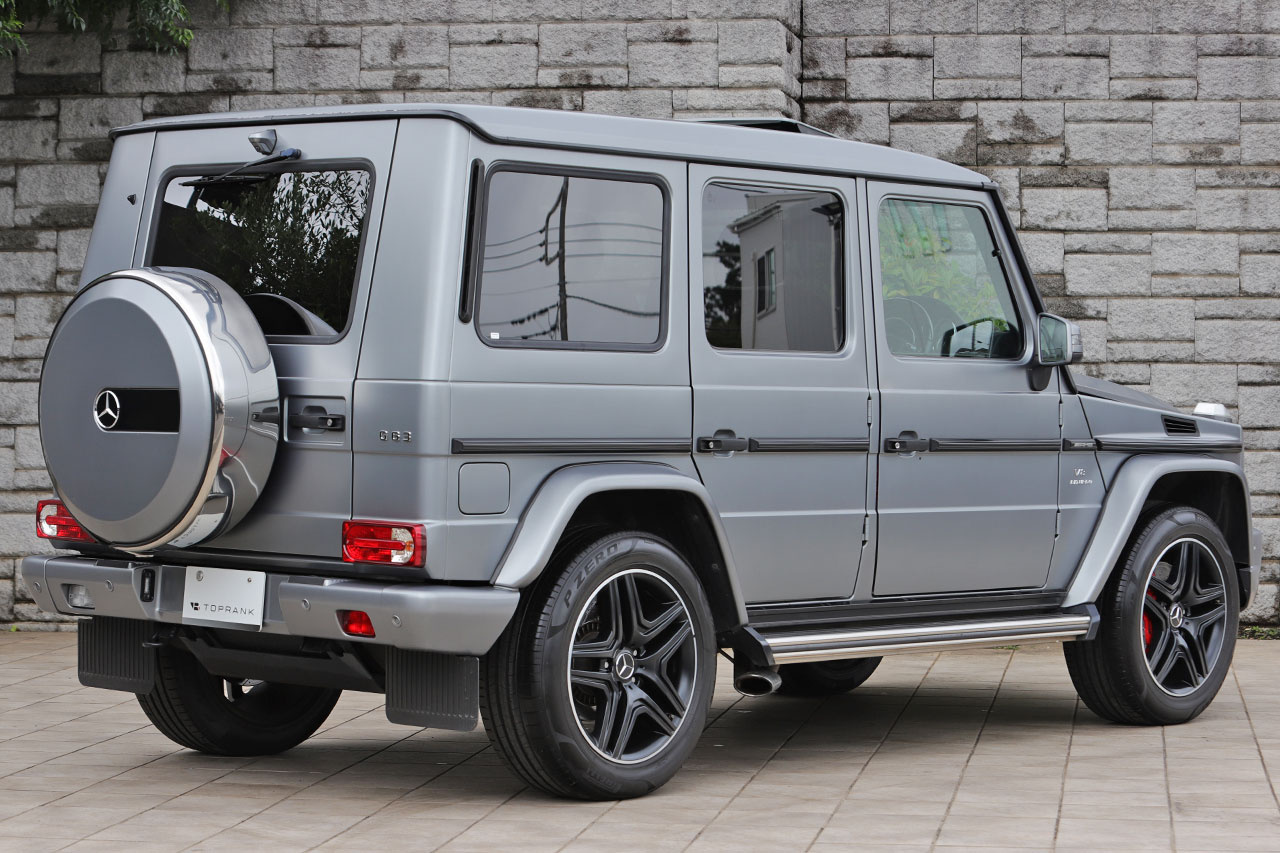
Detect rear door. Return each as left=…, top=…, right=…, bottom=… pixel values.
left=866, top=182, right=1061, bottom=596
left=689, top=165, right=870, bottom=605
left=139, top=120, right=397, bottom=557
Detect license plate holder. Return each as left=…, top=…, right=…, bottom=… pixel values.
left=182, top=566, right=266, bottom=629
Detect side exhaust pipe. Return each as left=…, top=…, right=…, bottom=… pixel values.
left=733, top=668, right=782, bottom=697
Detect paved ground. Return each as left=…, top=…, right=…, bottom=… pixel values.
left=0, top=634, right=1276, bottom=852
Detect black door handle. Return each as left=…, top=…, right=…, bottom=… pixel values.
left=884, top=434, right=928, bottom=453
left=289, top=412, right=346, bottom=431
left=697, top=434, right=749, bottom=453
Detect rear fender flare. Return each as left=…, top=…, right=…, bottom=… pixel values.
left=1062, top=455, right=1252, bottom=608
left=490, top=462, right=747, bottom=627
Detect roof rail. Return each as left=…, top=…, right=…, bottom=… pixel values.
left=691, top=117, right=836, bottom=138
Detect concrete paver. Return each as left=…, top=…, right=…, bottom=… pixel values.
left=0, top=632, right=1274, bottom=851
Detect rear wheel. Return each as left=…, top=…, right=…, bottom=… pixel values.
left=1064, top=505, right=1238, bottom=725
left=480, top=531, right=716, bottom=800
left=777, top=657, right=882, bottom=696
left=138, top=644, right=340, bottom=755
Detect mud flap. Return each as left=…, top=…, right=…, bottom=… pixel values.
left=384, top=648, right=479, bottom=731
left=78, top=616, right=156, bottom=693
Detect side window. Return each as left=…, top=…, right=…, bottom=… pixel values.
left=877, top=198, right=1023, bottom=359
left=152, top=168, right=372, bottom=337
left=702, top=183, right=844, bottom=352
left=475, top=168, right=666, bottom=348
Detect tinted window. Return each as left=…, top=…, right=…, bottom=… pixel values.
left=702, top=183, right=844, bottom=352
left=476, top=169, right=665, bottom=347
left=877, top=199, right=1022, bottom=359
left=152, top=169, right=370, bottom=336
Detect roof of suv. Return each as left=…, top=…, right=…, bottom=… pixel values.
left=111, top=103, right=988, bottom=189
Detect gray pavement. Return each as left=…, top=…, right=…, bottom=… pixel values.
left=0, top=633, right=1275, bottom=852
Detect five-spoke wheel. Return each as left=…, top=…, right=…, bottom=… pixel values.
left=568, top=568, right=698, bottom=764
left=1065, top=505, right=1239, bottom=726
left=480, top=531, right=716, bottom=799
left=1141, top=537, right=1229, bottom=697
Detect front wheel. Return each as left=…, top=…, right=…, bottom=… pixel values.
left=1064, top=505, right=1239, bottom=725
left=480, top=531, right=716, bottom=800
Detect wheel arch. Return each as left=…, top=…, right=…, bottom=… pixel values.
left=490, top=462, right=748, bottom=632
left=1063, top=455, right=1255, bottom=609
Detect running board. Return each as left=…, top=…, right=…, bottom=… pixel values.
left=760, top=614, right=1093, bottom=665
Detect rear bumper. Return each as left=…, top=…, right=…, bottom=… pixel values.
left=21, top=554, right=519, bottom=656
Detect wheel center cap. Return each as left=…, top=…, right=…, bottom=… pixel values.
left=614, top=650, right=636, bottom=681
left=1169, top=603, right=1185, bottom=629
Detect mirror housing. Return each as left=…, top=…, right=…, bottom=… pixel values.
left=1035, top=313, right=1083, bottom=367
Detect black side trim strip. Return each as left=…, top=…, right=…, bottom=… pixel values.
left=747, top=438, right=871, bottom=453
left=747, top=590, right=1067, bottom=632
left=452, top=438, right=690, bottom=455
left=1094, top=436, right=1244, bottom=453
left=928, top=438, right=1061, bottom=452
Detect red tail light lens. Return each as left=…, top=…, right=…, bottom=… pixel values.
left=36, top=500, right=93, bottom=542
left=341, top=520, right=424, bottom=567
left=338, top=610, right=376, bottom=638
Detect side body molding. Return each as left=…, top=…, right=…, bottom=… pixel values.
left=1062, top=454, right=1252, bottom=608
left=491, top=462, right=748, bottom=626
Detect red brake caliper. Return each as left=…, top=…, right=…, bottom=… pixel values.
left=1143, top=590, right=1156, bottom=648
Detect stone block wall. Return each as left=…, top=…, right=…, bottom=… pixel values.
left=2, top=0, right=1280, bottom=626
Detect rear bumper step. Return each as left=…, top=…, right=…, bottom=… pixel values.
left=21, top=554, right=519, bottom=656
left=761, top=614, right=1094, bottom=664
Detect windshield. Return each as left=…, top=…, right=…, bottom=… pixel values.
left=150, top=168, right=371, bottom=336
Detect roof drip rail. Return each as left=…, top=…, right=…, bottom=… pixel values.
left=690, top=117, right=837, bottom=138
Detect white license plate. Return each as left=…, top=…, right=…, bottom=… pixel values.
left=183, top=566, right=266, bottom=628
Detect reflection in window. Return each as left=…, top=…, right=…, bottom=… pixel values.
left=702, top=183, right=843, bottom=352
left=877, top=199, right=1022, bottom=359
left=152, top=169, right=370, bottom=335
left=476, top=170, right=664, bottom=346
left=756, top=248, right=776, bottom=315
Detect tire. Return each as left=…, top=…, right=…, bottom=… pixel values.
left=1064, top=505, right=1239, bottom=726
left=777, top=657, right=882, bottom=696
left=480, top=530, right=717, bottom=800
left=138, top=643, right=340, bottom=756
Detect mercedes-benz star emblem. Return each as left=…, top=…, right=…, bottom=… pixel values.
left=613, top=650, right=636, bottom=681
left=94, top=390, right=121, bottom=431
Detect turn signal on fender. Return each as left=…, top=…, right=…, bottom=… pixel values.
left=341, top=520, right=424, bottom=567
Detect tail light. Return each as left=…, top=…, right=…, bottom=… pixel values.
left=36, top=500, right=93, bottom=542
left=342, top=520, right=424, bottom=567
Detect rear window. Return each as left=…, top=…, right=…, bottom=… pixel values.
left=150, top=168, right=372, bottom=337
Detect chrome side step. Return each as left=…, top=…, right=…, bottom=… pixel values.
left=760, top=614, right=1093, bottom=664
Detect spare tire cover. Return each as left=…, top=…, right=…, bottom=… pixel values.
left=40, top=268, right=280, bottom=552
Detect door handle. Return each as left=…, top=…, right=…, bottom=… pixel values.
left=884, top=433, right=928, bottom=453
left=697, top=433, right=749, bottom=453
left=288, top=412, right=346, bottom=431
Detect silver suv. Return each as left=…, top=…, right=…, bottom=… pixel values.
left=23, top=104, right=1261, bottom=799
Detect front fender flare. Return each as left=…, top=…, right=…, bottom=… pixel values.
left=490, top=461, right=747, bottom=626
left=1062, top=454, right=1251, bottom=608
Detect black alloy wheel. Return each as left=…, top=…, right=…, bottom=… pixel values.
left=567, top=567, right=698, bottom=764
left=480, top=530, right=716, bottom=799
left=1141, top=537, right=1230, bottom=697
left=1063, top=505, right=1239, bottom=726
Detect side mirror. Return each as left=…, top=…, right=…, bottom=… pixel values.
left=1035, top=313, right=1083, bottom=367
